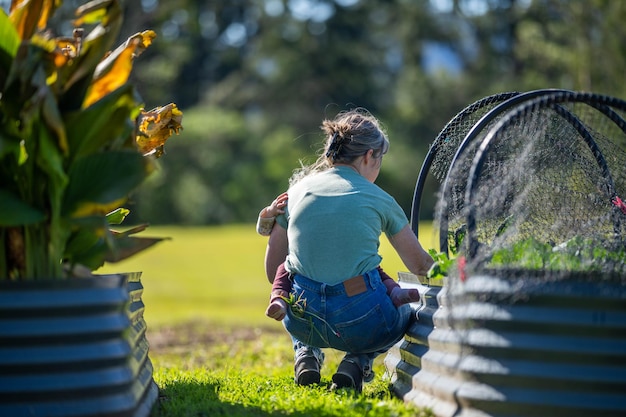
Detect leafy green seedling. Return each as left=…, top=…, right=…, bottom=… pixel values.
left=427, top=249, right=454, bottom=280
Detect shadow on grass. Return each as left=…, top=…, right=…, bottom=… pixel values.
left=146, top=322, right=428, bottom=417
left=152, top=379, right=330, bottom=417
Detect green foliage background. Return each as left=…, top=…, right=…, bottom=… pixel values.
left=37, top=0, right=626, bottom=225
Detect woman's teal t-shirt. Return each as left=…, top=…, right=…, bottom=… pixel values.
left=276, top=166, right=408, bottom=285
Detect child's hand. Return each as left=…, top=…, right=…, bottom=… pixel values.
left=257, top=192, right=288, bottom=235
left=262, top=192, right=288, bottom=218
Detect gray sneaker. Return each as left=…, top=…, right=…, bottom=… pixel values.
left=330, top=359, right=363, bottom=393
left=294, top=355, right=321, bottom=385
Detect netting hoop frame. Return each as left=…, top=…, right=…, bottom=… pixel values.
left=410, top=91, right=520, bottom=238
left=434, top=89, right=583, bottom=255
left=464, top=91, right=626, bottom=259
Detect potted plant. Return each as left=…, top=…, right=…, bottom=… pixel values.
left=0, top=1, right=182, bottom=415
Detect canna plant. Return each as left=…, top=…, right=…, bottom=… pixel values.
left=0, top=0, right=183, bottom=280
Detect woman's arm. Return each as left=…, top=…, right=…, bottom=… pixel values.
left=265, top=223, right=289, bottom=283
left=388, top=224, right=434, bottom=277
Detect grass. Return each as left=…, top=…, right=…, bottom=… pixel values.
left=99, top=223, right=438, bottom=417
left=103, top=225, right=274, bottom=327
left=150, top=323, right=434, bottom=417
left=100, top=223, right=438, bottom=328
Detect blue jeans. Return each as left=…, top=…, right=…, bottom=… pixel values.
left=284, top=268, right=413, bottom=374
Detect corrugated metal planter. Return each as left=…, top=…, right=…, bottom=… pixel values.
left=388, top=90, right=626, bottom=416
left=0, top=273, right=158, bottom=417
left=385, top=271, right=626, bottom=417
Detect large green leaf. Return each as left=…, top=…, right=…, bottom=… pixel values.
left=37, top=122, right=71, bottom=274
left=36, top=122, right=68, bottom=204
left=0, top=8, right=20, bottom=71
left=62, top=150, right=152, bottom=216
left=64, top=217, right=108, bottom=270
left=64, top=84, right=139, bottom=160
left=0, top=189, right=45, bottom=226
left=2, top=44, right=46, bottom=122
left=65, top=219, right=165, bottom=269
left=0, top=129, right=23, bottom=167
left=65, top=230, right=109, bottom=271
left=103, top=235, right=166, bottom=263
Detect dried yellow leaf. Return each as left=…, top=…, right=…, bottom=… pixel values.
left=82, top=30, right=156, bottom=109
left=82, top=38, right=138, bottom=108
left=9, top=0, right=59, bottom=39
left=135, top=103, right=183, bottom=158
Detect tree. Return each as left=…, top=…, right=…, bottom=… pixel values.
left=111, top=0, right=626, bottom=225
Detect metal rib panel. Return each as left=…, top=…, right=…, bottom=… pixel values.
left=0, top=273, right=158, bottom=417
left=385, top=272, right=626, bottom=417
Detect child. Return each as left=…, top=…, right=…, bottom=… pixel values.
left=257, top=193, right=421, bottom=321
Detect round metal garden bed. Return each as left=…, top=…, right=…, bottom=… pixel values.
left=385, top=90, right=626, bottom=417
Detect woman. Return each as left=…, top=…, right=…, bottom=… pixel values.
left=265, top=109, right=433, bottom=392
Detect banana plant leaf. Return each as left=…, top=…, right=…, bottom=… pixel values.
left=62, top=150, right=152, bottom=217
left=0, top=190, right=45, bottom=226
left=0, top=10, right=20, bottom=74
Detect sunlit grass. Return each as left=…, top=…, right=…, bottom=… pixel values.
left=100, top=223, right=437, bottom=328
left=151, top=323, right=434, bottom=417
left=100, top=223, right=438, bottom=417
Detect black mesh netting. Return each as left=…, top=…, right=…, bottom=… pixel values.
left=433, top=91, right=626, bottom=282
left=412, top=92, right=521, bottom=236
left=428, top=92, right=520, bottom=183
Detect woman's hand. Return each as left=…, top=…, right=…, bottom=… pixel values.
left=388, top=224, right=434, bottom=277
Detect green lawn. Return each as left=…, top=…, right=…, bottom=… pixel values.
left=100, top=223, right=438, bottom=329
left=99, top=223, right=438, bottom=416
